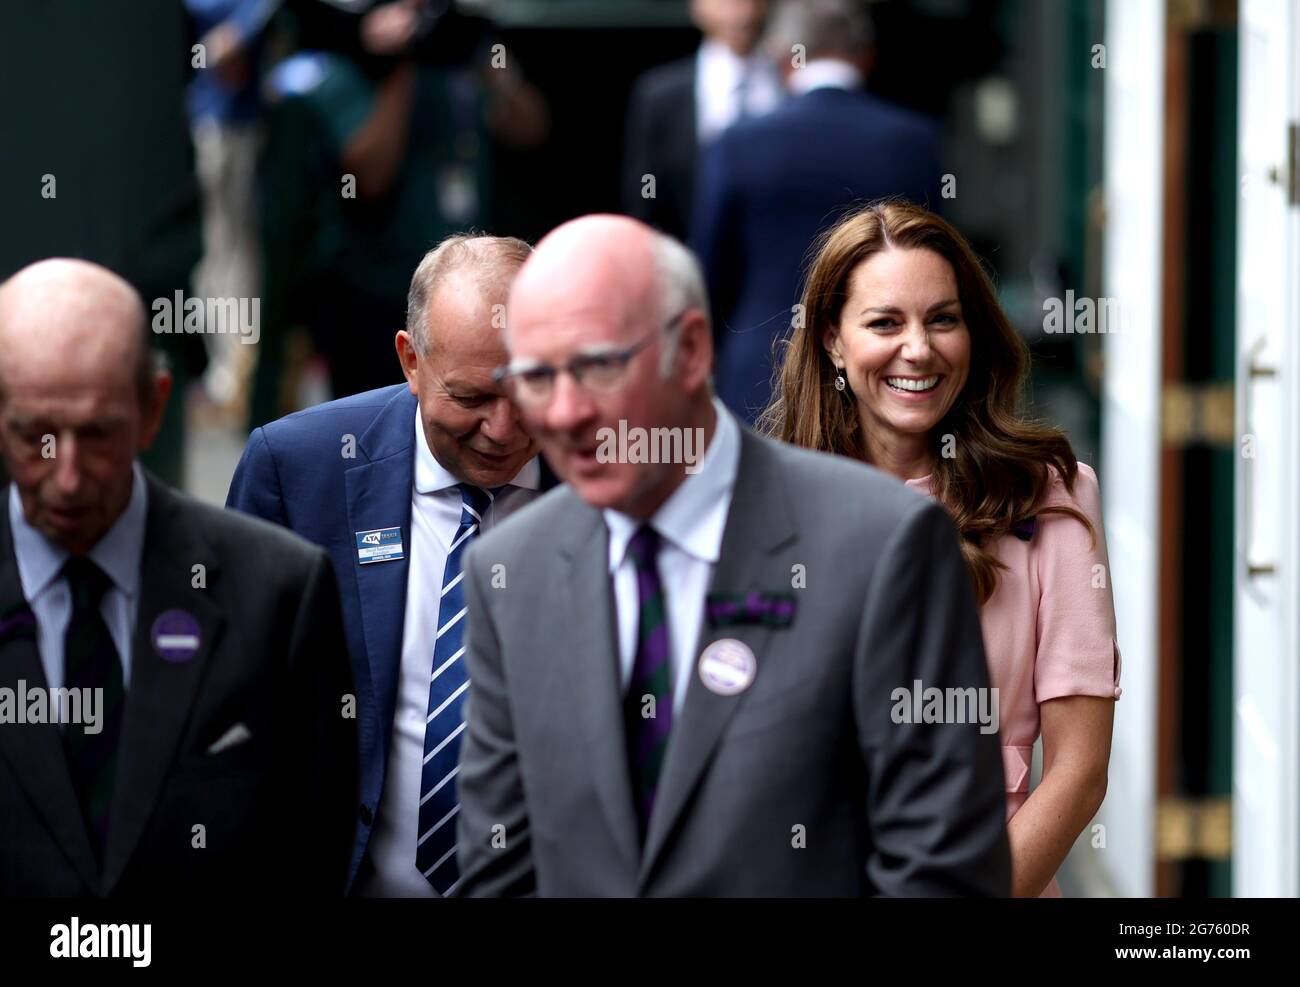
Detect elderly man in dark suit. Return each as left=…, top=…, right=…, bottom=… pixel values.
left=455, top=215, right=1008, bottom=896
left=693, top=0, right=944, bottom=424
left=0, top=258, right=357, bottom=896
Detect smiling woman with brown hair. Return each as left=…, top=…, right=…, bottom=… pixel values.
left=761, top=200, right=1122, bottom=897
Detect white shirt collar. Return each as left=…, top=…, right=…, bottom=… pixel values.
left=8, top=461, right=148, bottom=602
left=789, top=57, right=863, bottom=96
left=696, top=39, right=782, bottom=143
left=697, top=38, right=748, bottom=82
left=412, top=404, right=541, bottom=495
left=604, top=398, right=741, bottom=573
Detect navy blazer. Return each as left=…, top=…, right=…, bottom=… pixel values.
left=226, top=383, right=555, bottom=888
left=692, top=86, right=943, bottom=424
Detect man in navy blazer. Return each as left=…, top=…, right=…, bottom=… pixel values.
left=692, top=0, right=944, bottom=424
left=227, top=234, right=554, bottom=895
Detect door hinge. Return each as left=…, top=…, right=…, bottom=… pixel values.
left=1290, top=122, right=1298, bottom=206
left=1162, top=381, right=1235, bottom=447
left=1266, top=122, right=1298, bottom=205
left=1157, top=796, right=1232, bottom=860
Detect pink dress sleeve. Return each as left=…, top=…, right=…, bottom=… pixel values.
left=1033, top=462, right=1123, bottom=702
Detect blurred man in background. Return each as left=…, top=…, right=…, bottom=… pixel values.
left=623, top=0, right=781, bottom=241
left=228, top=234, right=554, bottom=896
left=0, top=259, right=356, bottom=896
left=693, top=0, right=943, bottom=423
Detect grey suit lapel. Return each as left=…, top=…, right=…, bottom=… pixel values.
left=0, top=512, right=101, bottom=890
left=639, top=429, right=798, bottom=885
left=101, top=476, right=225, bottom=894
left=559, top=507, right=640, bottom=870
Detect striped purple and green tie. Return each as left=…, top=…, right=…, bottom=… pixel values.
left=623, top=525, right=673, bottom=840
left=61, top=555, right=125, bottom=863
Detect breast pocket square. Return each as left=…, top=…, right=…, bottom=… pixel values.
left=706, top=591, right=797, bottom=627
left=206, top=722, right=253, bottom=755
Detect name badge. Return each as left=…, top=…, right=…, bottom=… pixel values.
left=355, top=527, right=404, bottom=564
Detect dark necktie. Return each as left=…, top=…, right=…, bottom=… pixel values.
left=61, top=555, right=126, bottom=862
left=622, top=525, right=673, bottom=840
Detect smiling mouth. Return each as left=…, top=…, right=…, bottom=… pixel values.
left=885, top=375, right=941, bottom=394
left=472, top=448, right=516, bottom=463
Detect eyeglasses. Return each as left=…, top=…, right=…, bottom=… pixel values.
left=494, top=311, right=686, bottom=408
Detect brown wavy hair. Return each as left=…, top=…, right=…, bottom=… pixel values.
left=758, top=200, right=1094, bottom=604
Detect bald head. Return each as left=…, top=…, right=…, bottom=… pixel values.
left=0, top=258, right=170, bottom=554
left=406, top=233, right=531, bottom=355
left=504, top=215, right=716, bottom=519
left=509, top=215, right=659, bottom=339
left=0, top=258, right=153, bottom=408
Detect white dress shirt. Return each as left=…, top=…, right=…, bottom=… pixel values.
left=604, top=400, right=741, bottom=715
left=788, top=57, right=864, bottom=96
left=8, top=464, right=147, bottom=716
left=695, top=39, right=784, bottom=144
left=359, top=408, right=542, bottom=898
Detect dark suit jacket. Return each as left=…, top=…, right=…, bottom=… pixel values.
left=692, top=86, right=944, bottom=423
left=623, top=55, right=698, bottom=241
left=0, top=473, right=357, bottom=896
left=226, top=382, right=557, bottom=888
left=456, top=422, right=1009, bottom=896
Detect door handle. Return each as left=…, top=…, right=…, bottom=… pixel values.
left=1241, top=335, right=1277, bottom=579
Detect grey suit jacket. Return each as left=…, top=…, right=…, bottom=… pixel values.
left=455, top=424, right=1009, bottom=896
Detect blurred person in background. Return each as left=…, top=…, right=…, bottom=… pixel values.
left=185, top=0, right=281, bottom=423
left=693, top=0, right=942, bottom=424
left=623, top=0, right=782, bottom=242
left=762, top=202, right=1119, bottom=897
left=250, top=0, right=548, bottom=422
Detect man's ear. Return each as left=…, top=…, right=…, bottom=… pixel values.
left=395, top=330, right=420, bottom=394
left=675, top=310, right=713, bottom=392
left=138, top=369, right=173, bottom=451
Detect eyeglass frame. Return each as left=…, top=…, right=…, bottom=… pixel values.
left=492, top=308, right=690, bottom=404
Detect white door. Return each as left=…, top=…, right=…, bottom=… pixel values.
left=1234, top=0, right=1300, bottom=899
left=1097, top=0, right=1166, bottom=899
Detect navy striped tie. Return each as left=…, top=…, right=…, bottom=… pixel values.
left=416, top=483, right=493, bottom=893
left=61, top=555, right=125, bottom=863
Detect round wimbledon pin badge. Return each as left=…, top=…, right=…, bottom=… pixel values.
left=151, top=610, right=202, bottom=662
left=697, top=638, right=757, bottom=696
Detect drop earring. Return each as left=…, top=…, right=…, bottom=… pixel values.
left=834, top=372, right=846, bottom=392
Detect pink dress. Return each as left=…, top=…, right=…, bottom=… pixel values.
left=905, top=462, right=1122, bottom=897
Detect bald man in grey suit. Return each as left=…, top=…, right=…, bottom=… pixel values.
left=455, top=216, right=1009, bottom=897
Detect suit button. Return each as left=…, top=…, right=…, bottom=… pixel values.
left=359, top=805, right=373, bottom=826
